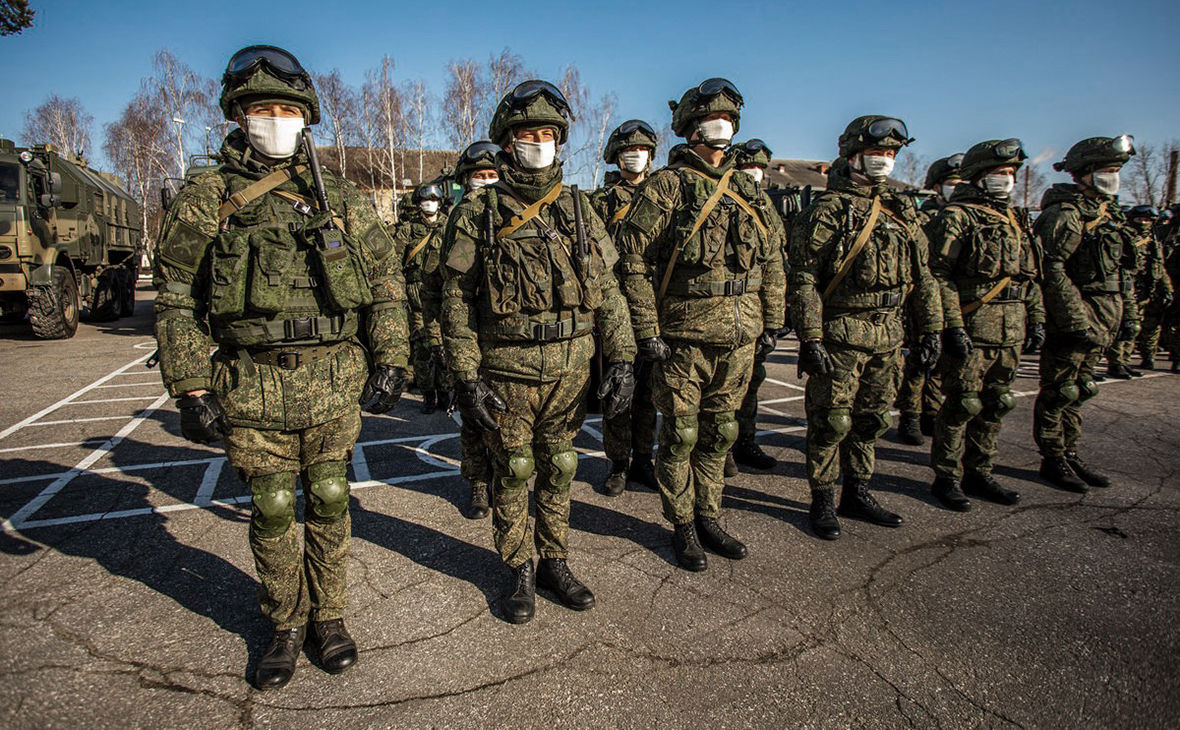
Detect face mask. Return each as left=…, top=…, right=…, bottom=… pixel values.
left=743, top=167, right=764, bottom=184
left=244, top=115, right=305, bottom=159
left=513, top=139, right=556, bottom=169
left=469, top=176, right=497, bottom=191
left=419, top=200, right=440, bottom=215
left=859, top=154, right=894, bottom=182
left=981, top=173, right=1015, bottom=198
left=941, top=183, right=957, bottom=201
left=1091, top=171, right=1120, bottom=196
left=618, top=149, right=649, bottom=174
left=696, top=118, right=734, bottom=148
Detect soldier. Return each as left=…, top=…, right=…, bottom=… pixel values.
left=616, top=78, right=786, bottom=570
left=895, top=154, right=963, bottom=445
left=1129, top=205, right=1175, bottom=370
left=927, top=139, right=1044, bottom=510
left=395, top=182, right=449, bottom=412
left=1034, top=135, right=1138, bottom=492
left=589, top=120, right=660, bottom=495
left=153, top=46, right=408, bottom=689
left=730, top=138, right=790, bottom=473
left=440, top=80, right=636, bottom=623
left=790, top=115, right=942, bottom=541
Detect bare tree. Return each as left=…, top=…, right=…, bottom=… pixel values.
left=1123, top=141, right=1180, bottom=207
left=400, top=79, right=435, bottom=181
left=148, top=50, right=217, bottom=177
left=896, top=152, right=929, bottom=189
left=104, top=90, right=175, bottom=255
left=443, top=59, right=486, bottom=150
left=1015, top=162, right=1049, bottom=210
left=588, top=93, right=616, bottom=187
left=485, top=48, right=530, bottom=122
left=655, top=122, right=675, bottom=167
left=555, top=64, right=597, bottom=181
left=21, top=95, right=93, bottom=158
left=313, top=70, right=360, bottom=178
left=367, top=57, right=405, bottom=220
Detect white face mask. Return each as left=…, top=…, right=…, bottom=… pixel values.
left=513, top=139, right=557, bottom=169
left=419, top=200, right=440, bottom=216
left=469, top=176, right=497, bottom=191
left=244, top=115, right=305, bottom=159
left=981, top=173, right=1015, bottom=198
left=859, top=154, right=895, bottom=182
left=743, top=167, right=764, bottom=184
left=618, top=149, right=650, bottom=174
left=696, top=118, right=734, bottom=148
left=941, top=183, right=957, bottom=201
left=1091, top=171, right=1120, bottom=196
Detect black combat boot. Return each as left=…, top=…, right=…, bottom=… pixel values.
left=695, top=516, right=748, bottom=559
left=1039, top=456, right=1088, bottom=493
left=1140, top=357, right=1155, bottom=370
left=1065, top=451, right=1112, bottom=488
left=420, top=389, right=438, bottom=414
left=732, top=437, right=776, bottom=469
left=537, top=558, right=596, bottom=611
left=254, top=626, right=306, bottom=691
left=503, top=560, right=536, bottom=624
left=932, top=476, right=972, bottom=512
left=627, top=456, right=658, bottom=490
left=838, top=477, right=903, bottom=527
left=919, top=412, right=936, bottom=437
left=311, top=618, right=358, bottom=675
left=897, top=414, right=924, bottom=446
left=1106, top=363, right=1133, bottom=380
left=962, top=472, right=1021, bottom=505
left=465, top=482, right=490, bottom=519
left=809, top=489, right=841, bottom=540
left=672, top=522, right=708, bottom=571
left=723, top=451, right=738, bottom=478
left=602, top=459, right=628, bottom=497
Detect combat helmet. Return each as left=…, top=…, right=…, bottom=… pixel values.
left=219, top=45, right=320, bottom=124
left=669, top=78, right=743, bottom=139
left=838, top=115, right=913, bottom=158
left=604, top=120, right=658, bottom=164
left=924, top=153, right=965, bottom=189
left=488, top=80, right=572, bottom=147
left=454, top=140, right=501, bottom=182
left=412, top=182, right=444, bottom=204
left=734, top=138, right=773, bottom=169
left=959, top=139, right=1027, bottom=180
left=1054, top=135, right=1135, bottom=174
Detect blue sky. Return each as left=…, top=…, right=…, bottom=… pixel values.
left=2, top=0, right=1177, bottom=175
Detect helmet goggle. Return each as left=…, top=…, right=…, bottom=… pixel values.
left=509, top=80, right=575, bottom=121
left=616, top=119, right=657, bottom=139
left=417, top=184, right=444, bottom=201
left=224, top=45, right=310, bottom=87
left=460, top=140, right=500, bottom=166
left=739, top=138, right=772, bottom=156
left=866, top=117, right=912, bottom=144
left=692, top=77, right=744, bottom=107
left=1112, top=134, right=1135, bottom=155
left=946, top=153, right=964, bottom=169
left=993, top=138, right=1026, bottom=160
left=1129, top=204, right=1158, bottom=218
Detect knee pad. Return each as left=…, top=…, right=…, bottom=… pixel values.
left=306, top=461, right=350, bottom=522
left=1077, top=377, right=1099, bottom=402
left=852, top=410, right=891, bottom=440
left=250, top=472, right=297, bottom=538
left=501, top=446, right=535, bottom=490
left=812, top=407, right=852, bottom=447
left=666, top=414, right=699, bottom=460
left=1047, top=381, right=1080, bottom=408
left=984, top=387, right=1017, bottom=417
left=944, top=391, right=984, bottom=426
left=704, top=412, right=739, bottom=453
left=538, top=441, right=578, bottom=489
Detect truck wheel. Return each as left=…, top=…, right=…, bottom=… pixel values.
left=88, top=270, right=120, bottom=322
left=120, top=268, right=137, bottom=317
left=29, top=268, right=80, bottom=339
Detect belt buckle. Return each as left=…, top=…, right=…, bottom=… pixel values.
left=533, top=322, right=560, bottom=341
left=285, top=317, right=315, bottom=340
left=869, top=311, right=889, bottom=324
left=276, top=351, right=301, bottom=370
left=292, top=200, right=312, bottom=216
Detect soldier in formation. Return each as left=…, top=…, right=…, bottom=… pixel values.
left=395, top=182, right=449, bottom=412
left=1129, top=205, right=1175, bottom=370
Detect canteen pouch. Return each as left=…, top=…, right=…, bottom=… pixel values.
left=303, top=215, right=373, bottom=311
left=207, top=229, right=251, bottom=319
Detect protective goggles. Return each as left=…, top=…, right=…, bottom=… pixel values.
left=224, top=45, right=310, bottom=86
left=417, top=185, right=444, bottom=201
left=1111, top=134, right=1135, bottom=155
left=459, top=140, right=501, bottom=166
left=866, top=117, right=912, bottom=144
left=993, top=138, right=1027, bottom=161
left=739, top=138, right=772, bottom=156
left=946, top=153, right=964, bottom=169
left=616, top=119, right=657, bottom=140
left=509, top=80, right=575, bottom=121
left=692, top=78, right=743, bottom=107
left=1128, top=204, right=1158, bottom=218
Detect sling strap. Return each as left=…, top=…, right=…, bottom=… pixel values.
left=956, top=201, right=1023, bottom=239
left=270, top=189, right=345, bottom=229
left=1083, top=201, right=1109, bottom=233
left=1132, top=235, right=1152, bottom=249
left=961, top=276, right=1014, bottom=315
left=495, top=182, right=563, bottom=240
left=406, top=230, right=435, bottom=261
left=822, top=196, right=882, bottom=302
left=657, top=168, right=735, bottom=303
left=609, top=202, right=632, bottom=226
left=218, top=165, right=308, bottom=221
left=681, top=167, right=768, bottom=237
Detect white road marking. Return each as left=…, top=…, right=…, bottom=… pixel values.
left=764, top=377, right=806, bottom=391
left=351, top=445, right=370, bottom=483
left=92, top=382, right=166, bottom=389
left=25, top=415, right=144, bottom=427
left=0, top=440, right=106, bottom=454
left=193, top=458, right=225, bottom=506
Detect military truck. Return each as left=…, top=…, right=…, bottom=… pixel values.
left=0, top=138, right=142, bottom=338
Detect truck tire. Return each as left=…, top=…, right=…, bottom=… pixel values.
left=120, top=268, right=137, bottom=317
left=89, top=269, right=122, bottom=322
left=29, top=267, right=80, bottom=339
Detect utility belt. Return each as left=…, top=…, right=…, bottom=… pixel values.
left=960, top=280, right=1025, bottom=304
left=825, top=288, right=904, bottom=312
left=663, top=272, right=762, bottom=298
left=1078, top=281, right=1122, bottom=296
left=480, top=309, right=595, bottom=343
left=242, top=341, right=348, bottom=371
left=213, top=313, right=351, bottom=346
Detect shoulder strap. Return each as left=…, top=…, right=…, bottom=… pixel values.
left=955, top=201, right=1023, bottom=239
left=821, top=196, right=882, bottom=302
left=217, top=165, right=308, bottom=221
left=406, top=230, right=435, bottom=261
left=680, top=167, right=768, bottom=237
left=495, top=182, right=563, bottom=240
left=609, top=201, right=633, bottom=226
left=961, top=276, right=1013, bottom=315
left=657, top=168, right=735, bottom=303
left=1083, top=200, right=1109, bottom=233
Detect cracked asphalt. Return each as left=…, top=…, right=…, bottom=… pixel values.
left=1, top=284, right=1177, bottom=729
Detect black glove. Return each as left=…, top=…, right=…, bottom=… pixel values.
left=597, top=362, right=636, bottom=420
left=177, top=392, right=231, bottom=444
left=359, top=364, right=408, bottom=414
left=1116, top=319, right=1140, bottom=343
left=1023, top=322, right=1046, bottom=354
left=917, top=332, right=941, bottom=371
left=430, top=344, right=446, bottom=371
left=775, top=311, right=793, bottom=338
left=797, top=339, right=833, bottom=377
left=637, top=336, right=671, bottom=363
left=755, top=329, right=778, bottom=360
left=1057, top=328, right=1093, bottom=347
left=454, top=379, right=507, bottom=431
left=943, top=326, right=974, bottom=360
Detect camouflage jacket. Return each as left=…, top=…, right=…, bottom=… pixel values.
left=928, top=185, right=1044, bottom=348
left=614, top=147, right=786, bottom=345
left=394, top=215, right=445, bottom=342
left=789, top=159, right=941, bottom=353
left=1035, top=184, right=1138, bottom=336
left=153, top=130, right=408, bottom=399
left=589, top=171, right=642, bottom=237
left=1130, top=225, right=1173, bottom=301
left=440, top=157, right=635, bottom=384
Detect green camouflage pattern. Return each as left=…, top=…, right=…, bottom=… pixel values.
left=736, top=354, right=767, bottom=440
left=931, top=345, right=1021, bottom=479
left=460, top=419, right=492, bottom=488
left=1034, top=341, right=1101, bottom=457
left=395, top=214, right=446, bottom=387
left=589, top=172, right=641, bottom=237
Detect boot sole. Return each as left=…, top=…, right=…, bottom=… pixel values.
left=254, top=671, right=296, bottom=691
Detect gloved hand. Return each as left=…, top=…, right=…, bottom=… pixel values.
left=797, top=339, right=833, bottom=377
left=917, top=332, right=942, bottom=370
left=755, top=329, right=778, bottom=360
left=359, top=364, right=408, bottom=414
left=430, top=344, right=446, bottom=372
left=943, top=326, right=974, bottom=360
left=1057, top=328, right=1093, bottom=347
left=1023, top=322, right=1046, bottom=354
left=177, top=392, right=231, bottom=444
left=637, top=336, right=671, bottom=363
left=455, top=379, right=507, bottom=431
left=597, top=362, right=636, bottom=420
left=1116, top=319, right=1140, bottom=342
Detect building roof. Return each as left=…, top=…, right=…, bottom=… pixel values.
left=763, top=158, right=908, bottom=191
left=315, top=146, right=460, bottom=190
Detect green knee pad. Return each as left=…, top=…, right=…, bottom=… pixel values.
left=983, top=387, right=1017, bottom=417
left=1046, top=381, right=1079, bottom=408
left=852, top=410, right=891, bottom=440
left=306, top=461, right=350, bottom=522
left=501, top=446, right=535, bottom=490
left=812, top=407, right=852, bottom=447
left=943, top=391, right=984, bottom=427
left=704, top=412, right=739, bottom=454
left=538, top=441, right=578, bottom=489
left=1077, top=377, right=1099, bottom=403
left=666, top=415, right=699, bottom=460
left=251, top=472, right=297, bottom=538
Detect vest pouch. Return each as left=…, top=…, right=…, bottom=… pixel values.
left=246, top=228, right=297, bottom=315
left=485, top=236, right=522, bottom=315
left=965, top=220, right=1004, bottom=279
left=306, top=224, right=373, bottom=311
left=579, top=247, right=604, bottom=311
left=727, top=207, right=759, bottom=273
left=208, top=229, right=251, bottom=319
left=548, top=237, right=585, bottom=310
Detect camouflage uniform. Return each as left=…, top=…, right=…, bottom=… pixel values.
left=1162, top=243, right=1180, bottom=366
left=1132, top=220, right=1174, bottom=365
left=394, top=211, right=447, bottom=392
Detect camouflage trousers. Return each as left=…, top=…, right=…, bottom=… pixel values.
left=1137, top=299, right=1166, bottom=362
left=736, top=351, right=767, bottom=440
left=931, top=345, right=1020, bottom=480
left=652, top=340, right=753, bottom=525
left=1105, top=339, right=1135, bottom=368
left=224, top=410, right=360, bottom=630
left=895, top=349, right=944, bottom=418
left=1033, top=339, right=1102, bottom=458
left=460, top=418, right=492, bottom=488
left=410, top=334, right=446, bottom=392
left=804, top=344, right=902, bottom=492
left=485, top=372, right=589, bottom=568
left=602, top=361, right=657, bottom=464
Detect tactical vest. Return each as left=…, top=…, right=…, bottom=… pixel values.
left=944, top=201, right=1039, bottom=303
left=205, top=167, right=369, bottom=347
left=478, top=185, right=606, bottom=343
left=1063, top=202, right=1131, bottom=296
left=821, top=192, right=915, bottom=311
